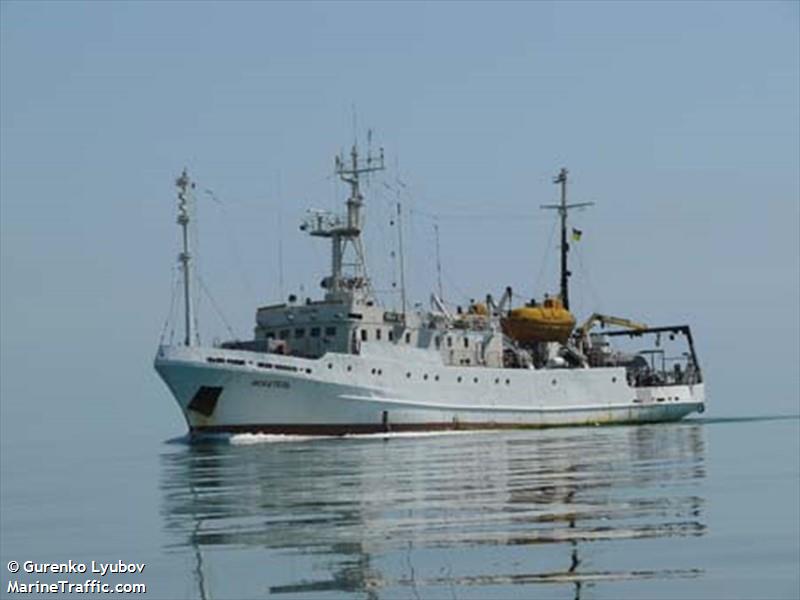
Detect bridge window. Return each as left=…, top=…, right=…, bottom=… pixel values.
left=376, top=329, right=382, bottom=341
left=310, top=327, right=320, bottom=337
left=405, top=332, right=411, bottom=343
left=295, top=328, right=305, bottom=339
left=325, top=326, right=337, bottom=336
left=464, top=338, right=469, bottom=348
left=361, top=329, right=368, bottom=342
left=279, top=330, right=289, bottom=340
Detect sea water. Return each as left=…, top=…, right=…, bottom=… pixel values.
left=1, top=417, right=798, bottom=599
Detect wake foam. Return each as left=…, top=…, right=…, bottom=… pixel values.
left=227, top=429, right=480, bottom=445
left=229, top=433, right=330, bottom=445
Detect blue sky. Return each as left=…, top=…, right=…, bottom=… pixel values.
left=1, top=1, right=798, bottom=436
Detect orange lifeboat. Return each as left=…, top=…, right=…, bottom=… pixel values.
left=501, top=296, right=576, bottom=344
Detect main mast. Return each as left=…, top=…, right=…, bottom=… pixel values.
left=175, top=169, right=195, bottom=346
left=541, top=168, right=593, bottom=311
left=301, top=141, right=384, bottom=301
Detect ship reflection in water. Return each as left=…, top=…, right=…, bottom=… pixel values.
left=160, top=423, right=706, bottom=599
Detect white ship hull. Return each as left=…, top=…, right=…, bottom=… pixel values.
left=155, top=345, right=705, bottom=435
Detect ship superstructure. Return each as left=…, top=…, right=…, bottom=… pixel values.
left=155, top=143, right=705, bottom=435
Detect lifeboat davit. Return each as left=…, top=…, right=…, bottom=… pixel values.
left=502, top=296, right=576, bottom=344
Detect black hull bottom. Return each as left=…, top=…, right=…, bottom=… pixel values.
left=190, top=415, right=695, bottom=437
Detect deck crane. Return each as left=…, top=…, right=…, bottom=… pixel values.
left=575, top=313, right=648, bottom=352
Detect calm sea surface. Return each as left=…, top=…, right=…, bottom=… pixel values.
left=1, top=417, right=798, bottom=599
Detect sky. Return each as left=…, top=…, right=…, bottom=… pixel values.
left=1, top=0, right=798, bottom=439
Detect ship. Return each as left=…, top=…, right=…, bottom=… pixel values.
left=154, top=143, right=705, bottom=435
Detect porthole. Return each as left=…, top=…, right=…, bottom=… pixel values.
left=457, top=376, right=462, bottom=383
left=378, top=369, right=383, bottom=375
left=371, top=368, right=376, bottom=375
left=494, top=378, right=500, bottom=384
left=346, top=365, right=352, bottom=372
left=505, top=379, right=510, bottom=385
left=423, top=374, right=429, bottom=380
left=552, top=379, right=557, bottom=386
left=328, top=363, right=333, bottom=369
left=612, top=376, right=617, bottom=383
left=306, top=368, right=312, bottom=374
left=434, top=375, right=440, bottom=381
left=406, top=372, right=411, bottom=378
left=473, top=377, right=479, bottom=383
